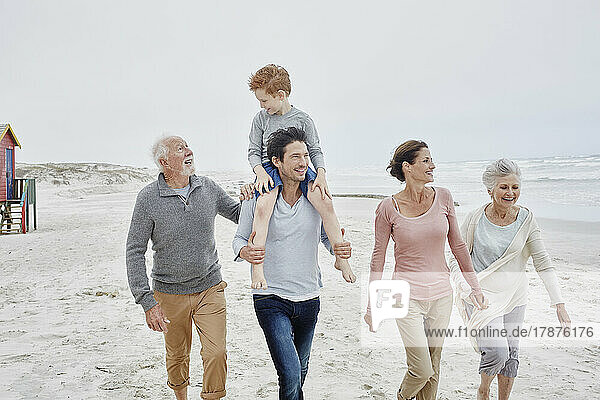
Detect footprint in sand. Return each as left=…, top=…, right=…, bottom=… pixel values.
left=29, top=333, right=68, bottom=341
left=0, top=330, right=27, bottom=341
left=0, top=354, right=32, bottom=364
left=98, top=379, right=126, bottom=391
left=256, top=381, right=278, bottom=397
left=367, top=388, right=386, bottom=399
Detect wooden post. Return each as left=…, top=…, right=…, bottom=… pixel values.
left=33, top=179, right=37, bottom=230
left=21, top=197, right=26, bottom=234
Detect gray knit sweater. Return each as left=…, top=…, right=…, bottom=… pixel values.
left=126, top=173, right=240, bottom=311
left=248, top=107, right=325, bottom=170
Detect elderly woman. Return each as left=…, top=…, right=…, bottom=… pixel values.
left=364, top=140, right=486, bottom=400
left=450, top=159, right=571, bottom=400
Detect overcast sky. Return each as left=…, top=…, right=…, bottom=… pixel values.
left=1, top=1, right=599, bottom=170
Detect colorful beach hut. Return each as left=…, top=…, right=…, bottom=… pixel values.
left=1, top=123, right=37, bottom=234
left=1, top=124, right=21, bottom=201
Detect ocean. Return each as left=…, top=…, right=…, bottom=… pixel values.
left=325, top=155, right=600, bottom=222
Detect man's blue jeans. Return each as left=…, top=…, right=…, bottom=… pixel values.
left=253, top=294, right=320, bottom=400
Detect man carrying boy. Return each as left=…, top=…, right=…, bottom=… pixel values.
left=233, top=127, right=355, bottom=400
left=246, top=64, right=355, bottom=288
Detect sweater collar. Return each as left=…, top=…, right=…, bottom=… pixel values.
left=470, top=203, right=532, bottom=227
left=466, top=203, right=533, bottom=251
left=157, top=173, right=203, bottom=197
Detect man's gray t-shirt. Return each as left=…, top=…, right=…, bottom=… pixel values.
left=232, top=192, right=334, bottom=301
left=248, top=107, right=325, bottom=170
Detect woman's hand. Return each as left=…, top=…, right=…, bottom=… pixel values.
left=469, top=291, right=489, bottom=310
left=556, top=303, right=571, bottom=328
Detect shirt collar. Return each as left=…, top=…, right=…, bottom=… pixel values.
left=157, top=173, right=203, bottom=197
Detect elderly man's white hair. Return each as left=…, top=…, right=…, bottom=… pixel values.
left=151, top=135, right=179, bottom=173
left=482, top=158, right=522, bottom=191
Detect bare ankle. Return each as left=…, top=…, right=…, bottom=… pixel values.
left=334, top=257, right=350, bottom=270
left=173, top=386, right=187, bottom=400
left=477, top=386, right=490, bottom=400
left=251, top=264, right=268, bottom=289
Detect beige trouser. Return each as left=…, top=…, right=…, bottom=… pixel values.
left=396, top=294, right=453, bottom=400
left=153, top=281, right=227, bottom=400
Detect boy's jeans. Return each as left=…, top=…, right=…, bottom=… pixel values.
left=253, top=294, right=320, bottom=400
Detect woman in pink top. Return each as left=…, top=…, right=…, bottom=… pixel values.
left=364, top=140, right=487, bottom=400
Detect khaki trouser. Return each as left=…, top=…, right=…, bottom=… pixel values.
left=396, top=294, right=453, bottom=400
left=153, top=281, right=227, bottom=400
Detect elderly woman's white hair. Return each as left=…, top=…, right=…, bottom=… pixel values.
left=151, top=135, right=178, bottom=172
left=482, top=158, right=522, bottom=191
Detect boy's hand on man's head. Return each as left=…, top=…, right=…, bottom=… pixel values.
left=311, top=169, right=331, bottom=200
left=254, top=169, right=274, bottom=195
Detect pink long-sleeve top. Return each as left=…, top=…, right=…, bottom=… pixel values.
left=369, top=187, right=481, bottom=301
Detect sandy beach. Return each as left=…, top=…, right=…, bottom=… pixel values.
left=1, top=165, right=599, bottom=399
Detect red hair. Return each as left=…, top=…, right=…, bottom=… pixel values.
left=248, top=64, right=292, bottom=96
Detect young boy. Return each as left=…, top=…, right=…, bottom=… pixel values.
left=246, top=64, right=355, bottom=288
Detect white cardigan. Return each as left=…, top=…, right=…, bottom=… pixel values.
left=449, top=204, right=564, bottom=349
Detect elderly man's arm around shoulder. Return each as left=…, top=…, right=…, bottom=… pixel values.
left=125, top=190, right=170, bottom=332
left=210, top=179, right=242, bottom=224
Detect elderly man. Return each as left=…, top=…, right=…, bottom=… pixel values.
left=126, top=136, right=246, bottom=400
left=233, top=127, right=356, bottom=400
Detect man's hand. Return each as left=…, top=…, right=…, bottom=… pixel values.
left=239, top=183, right=254, bottom=201
left=310, top=169, right=331, bottom=200
left=145, top=304, right=170, bottom=333
left=332, top=228, right=351, bottom=259
left=239, top=231, right=265, bottom=264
